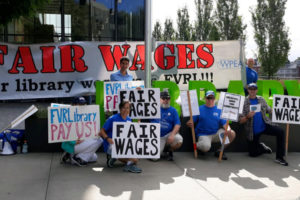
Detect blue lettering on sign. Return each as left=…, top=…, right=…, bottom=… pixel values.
left=217, top=59, right=242, bottom=69
left=105, top=83, right=121, bottom=95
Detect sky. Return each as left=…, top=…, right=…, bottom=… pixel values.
left=152, top=0, right=300, bottom=62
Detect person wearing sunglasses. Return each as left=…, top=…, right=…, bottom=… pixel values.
left=239, top=83, right=288, bottom=166
left=186, top=90, right=236, bottom=160
left=150, top=90, right=183, bottom=161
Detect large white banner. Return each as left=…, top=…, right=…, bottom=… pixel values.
left=272, top=94, right=300, bottom=124
left=48, top=105, right=100, bottom=143
left=112, top=122, right=160, bottom=159
left=0, top=41, right=242, bottom=100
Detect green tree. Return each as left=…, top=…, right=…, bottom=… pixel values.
left=251, top=0, right=290, bottom=78
left=194, top=0, right=213, bottom=41
left=214, top=0, right=246, bottom=40
left=163, top=18, right=175, bottom=41
left=176, top=6, right=192, bottom=41
left=152, top=21, right=163, bottom=41
left=0, top=0, right=49, bottom=26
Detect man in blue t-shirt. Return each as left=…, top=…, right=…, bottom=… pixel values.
left=246, top=58, right=258, bottom=85
left=151, top=90, right=182, bottom=161
left=187, top=91, right=236, bottom=160
left=110, top=56, right=133, bottom=81
left=239, top=83, right=288, bottom=166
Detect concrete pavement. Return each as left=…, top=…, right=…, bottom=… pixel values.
left=0, top=152, right=300, bottom=200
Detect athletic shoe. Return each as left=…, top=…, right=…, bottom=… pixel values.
left=214, top=150, right=228, bottom=160
left=275, top=157, right=288, bottom=166
left=60, top=152, right=70, bottom=164
left=167, top=151, right=174, bottom=161
left=123, top=164, right=142, bottom=173
left=71, top=156, right=88, bottom=167
left=260, top=142, right=272, bottom=154
left=106, top=154, right=117, bottom=168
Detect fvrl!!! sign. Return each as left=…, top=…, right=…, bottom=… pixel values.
left=48, top=105, right=100, bottom=143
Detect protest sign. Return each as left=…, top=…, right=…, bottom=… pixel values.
left=180, top=90, right=200, bottom=117
left=104, top=81, right=144, bottom=112
left=111, top=122, right=160, bottom=159
left=272, top=94, right=300, bottom=124
left=118, top=88, right=160, bottom=119
left=48, top=105, right=100, bottom=143
left=218, top=92, right=244, bottom=122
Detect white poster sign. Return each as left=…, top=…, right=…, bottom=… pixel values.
left=111, top=122, right=160, bottom=159
left=272, top=94, right=300, bottom=124
left=180, top=90, right=200, bottom=117
left=48, top=105, right=100, bottom=143
left=118, top=88, right=160, bottom=119
left=104, top=81, right=144, bottom=112
left=218, top=92, right=243, bottom=122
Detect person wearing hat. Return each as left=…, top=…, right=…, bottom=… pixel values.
left=186, top=90, right=236, bottom=160
left=239, top=83, right=288, bottom=166
left=150, top=90, right=183, bottom=161
left=60, top=96, right=103, bottom=166
left=110, top=56, right=133, bottom=81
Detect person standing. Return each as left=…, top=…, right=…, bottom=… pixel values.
left=246, top=58, right=258, bottom=85
left=239, top=83, right=288, bottom=166
left=150, top=90, right=183, bottom=161
left=186, top=91, right=236, bottom=160
left=110, top=56, right=133, bottom=81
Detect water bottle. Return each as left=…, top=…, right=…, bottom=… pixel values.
left=22, top=140, right=28, bottom=153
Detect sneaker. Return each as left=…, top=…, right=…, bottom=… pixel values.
left=275, top=157, right=288, bottom=166
left=60, top=152, right=70, bottom=164
left=214, top=150, right=228, bottom=160
left=260, top=142, right=272, bottom=154
left=123, top=164, right=142, bottom=173
left=106, top=154, right=117, bottom=168
left=71, top=156, right=88, bottom=167
left=167, top=151, right=174, bottom=161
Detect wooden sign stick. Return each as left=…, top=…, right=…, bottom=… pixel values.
left=285, top=124, right=289, bottom=156
left=218, top=120, right=230, bottom=162
left=187, top=91, right=198, bottom=158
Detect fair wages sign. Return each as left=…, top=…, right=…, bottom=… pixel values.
left=104, top=81, right=144, bottom=112
left=48, top=105, right=100, bottom=143
left=0, top=41, right=242, bottom=100
left=272, top=94, right=300, bottom=124
left=118, top=88, right=161, bottom=119
left=111, top=122, right=160, bottom=159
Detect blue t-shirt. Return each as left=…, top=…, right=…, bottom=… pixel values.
left=110, top=70, right=133, bottom=81
left=250, top=98, right=266, bottom=135
left=193, top=105, right=226, bottom=137
left=150, top=106, right=181, bottom=137
left=246, top=66, right=258, bottom=85
left=102, top=113, right=131, bottom=152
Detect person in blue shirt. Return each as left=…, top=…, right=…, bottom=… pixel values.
left=110, top=56, right=133, bottom=81
left=150, top=90, right=182, bottom=161
left=60, top=96, right=103, bottom=166
left=246, top=58, right=258, bottom=85
left=99, top=100, right=142, bottom=173
left=186, top=91, right=236, bottom=160
left=239, top=83, right=288, bottom=166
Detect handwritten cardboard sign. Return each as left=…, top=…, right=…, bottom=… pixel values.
left=180, top=90, right=200, bottom=117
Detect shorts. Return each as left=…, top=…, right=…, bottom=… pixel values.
left=197, top=129, right=224, bottom=152
left=160, top=133, right=183, bottom=155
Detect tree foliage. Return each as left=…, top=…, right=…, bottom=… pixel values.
left=251, top=0, right=290, bottom=77
left=152, top=21, right=163, bottom=40
left=194, top=0, right=213, bottom=41
left=163, top=18, right=175, bottom=41
left=214, top=0, right=246, bottom=40
left=176, top=6, right=192, bottom=41
left=0, top=0, right=49, bottom=26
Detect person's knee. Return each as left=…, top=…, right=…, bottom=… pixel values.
left=197, top=142, right=211, bottom=152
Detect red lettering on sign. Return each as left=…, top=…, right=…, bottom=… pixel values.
left=98, top=45, right=131, bottom=71
left=130, top=45, right=145, bottom=70
left=8, top=46, right=38, bottom=74
left=196, top=44, right=214, bottom=68
left=0, top=45, right=8, bottom=65
left=154, top=44, right=175, bottom=70
left=40, top=46, right=56, bottom=73
left=59, top=45, right=88, bottom=72
left=176, top=44, right=195, bottom=69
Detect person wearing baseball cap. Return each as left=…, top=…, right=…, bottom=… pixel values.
left=240, top=83, right=288, bottom=166
left=150, top=90, right=183, bottom=161
left=110, top=56, right=133, bottom=81
left=187, top=90, right=236, bottom=160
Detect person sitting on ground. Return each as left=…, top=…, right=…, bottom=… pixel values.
left=60, top=96, right=103, bottom=166
left=150, top=90, right=182, bottom=161
left=99, top=100, right=142, bottom=173
left=239, top=83, right=288, bottom=166
left=186, top=90, right=236, bottom=160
